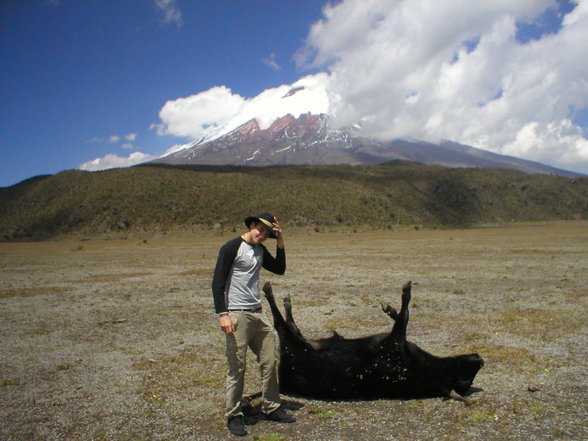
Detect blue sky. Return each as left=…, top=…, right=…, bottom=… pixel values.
left=1, top=0, right=587, bottom=187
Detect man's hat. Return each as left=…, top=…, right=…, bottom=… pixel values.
left=244, top=213, right=277, bottom=239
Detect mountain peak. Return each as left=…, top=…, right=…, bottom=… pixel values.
left=150, top=113, right=581, bottom=176
left=222, top=118, right=260, bottom=141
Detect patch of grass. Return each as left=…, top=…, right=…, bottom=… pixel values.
left=175, top=267, right=212, bottom=276
left=307, top=407, right=335, bottom=419
left=565, top=290, right=587, bottom=301
left=0, top=286, right=71, bottom=298
left=407, top=400, right=424, bottom=409
left=29, top=324, right=54, bottom=336
left=527, top=402, right=550, bottom=416
left=71, top=272, right=150, bottom=283
left=134, top=346, right=225, bottom=406
left=467, top=407, right=498, bottom=422
left=493, top=307, right=585, bottom=341
left=253, top=433, right=288, bottom=441
left=462, top=332, right=489, bottom=343
left=469, top=342, right=553, bottom=376
left=324, top=317, right=376, bottom=331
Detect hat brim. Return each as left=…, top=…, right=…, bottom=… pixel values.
left=244, top=216, right=277, bottom=239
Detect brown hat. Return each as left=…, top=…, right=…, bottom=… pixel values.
left=244, top=213, right=277, bottom=239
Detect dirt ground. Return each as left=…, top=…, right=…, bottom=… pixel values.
left=0, top=221, right=586, bottom=441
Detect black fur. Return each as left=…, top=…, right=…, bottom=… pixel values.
left=263, top=281, right=484, bottom=400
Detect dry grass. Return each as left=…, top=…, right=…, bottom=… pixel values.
left=0, top=221, right=587, bottom=440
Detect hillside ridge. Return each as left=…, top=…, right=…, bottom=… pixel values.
left=1, top=162, right=587, bottom=240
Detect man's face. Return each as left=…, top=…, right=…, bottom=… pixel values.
left=249, top=221, right=273, bottom=244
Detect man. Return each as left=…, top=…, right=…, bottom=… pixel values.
left=211, top=213, right=296, bottom=437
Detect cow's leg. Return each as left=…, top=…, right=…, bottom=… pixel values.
left=283, top=294, right=304, bottom=339
left=381, top=302, right=398, bottom=321
left=263, top=282, right=315, bottom=351
left=390, top=281, right=412, bottom=341
left=262, top=282, right=287, bottom=332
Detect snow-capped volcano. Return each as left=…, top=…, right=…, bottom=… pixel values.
left=149, top=112, right=580, bottom=177
left=154, top=112, right=352, bottom=166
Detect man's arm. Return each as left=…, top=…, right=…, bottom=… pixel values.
left=262, top=216, right=286, bottom=275
left=262, top=245, right=286, bottom=275
left=211, top=238, right=241, bottom=313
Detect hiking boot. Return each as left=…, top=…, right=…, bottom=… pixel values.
left=227, top=415, right=247, bottom=436
left=266, top=406, right=296, bottom=423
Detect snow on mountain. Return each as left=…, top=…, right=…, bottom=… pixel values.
left=150, top=109, right=581, bottom=177
left=156, top=73, right=331, bottom=143
left=149, top=80, right=582, bottom=177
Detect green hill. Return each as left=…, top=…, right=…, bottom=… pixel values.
left=1, top=162, right=587, bottom=240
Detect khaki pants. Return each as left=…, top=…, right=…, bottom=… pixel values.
left=225, top=311, right=281, bottom=418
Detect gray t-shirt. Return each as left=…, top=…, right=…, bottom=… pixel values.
left=225, top=240, right=264, bottom=310
left=211, top=236, right=286, bottom=313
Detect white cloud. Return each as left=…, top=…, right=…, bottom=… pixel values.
left=121, top=143, right=135, bottom=150
left=298, top=0, right=588, bottom=172
left=79, top=152, right=157, bottom=172
left=153, top=0, right=588, bottom=173
left=154, top=0, right=182, bottom=27
left=90, top=133, right=137, bottom=145
left=154, top=74, right=331, bottom=140
left=154, top=86, right=246, bottom=139
left=262, top=53, right=281, bottom=71
left=503, top=119, right=588, bottom=169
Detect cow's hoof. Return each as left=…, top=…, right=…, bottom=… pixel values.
left=381, top=302, right=398, bottom=320
left=284, top=294, right=292, bottom=310
left=263, top=282, right=273, bottom=299
left=401, top=282, right=412, bottom=306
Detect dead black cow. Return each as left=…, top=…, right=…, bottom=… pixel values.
left=263, top=281, right=484, bottom=401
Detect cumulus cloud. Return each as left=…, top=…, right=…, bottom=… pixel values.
left=154, top=0, right=183, bottom=27
left=153, top=0, right=588, bottom=173
left=154, top=74, right=331, bottom=141
left=153, top=86, right=246, bottom=139
left=503, top=119, right=588, bottom=169
left=79, top=152, right=157, bottom=172
left=299, top=0, right=588, bottom=172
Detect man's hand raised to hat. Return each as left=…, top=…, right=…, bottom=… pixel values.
left=273, top=217, right=284, bottom=248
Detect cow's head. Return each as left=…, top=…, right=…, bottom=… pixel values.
left=446, top=353, right=484, bottom=396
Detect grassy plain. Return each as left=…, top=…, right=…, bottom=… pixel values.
left=0, top=221, right=586, bottom=441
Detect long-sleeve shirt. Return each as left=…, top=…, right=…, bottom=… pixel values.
left=211, top=237, right=286, bottom=314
